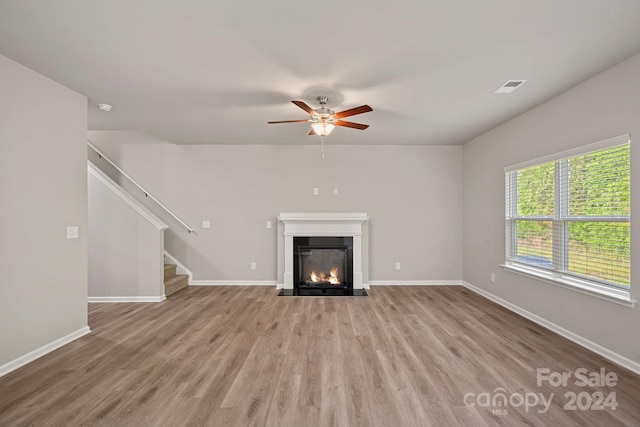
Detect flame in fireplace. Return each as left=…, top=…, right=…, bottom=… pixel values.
left=309, top=267, right=341, bottom=285
left=329, top=267, right=339, bottom=284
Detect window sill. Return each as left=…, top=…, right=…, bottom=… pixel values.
left=502, top=263, right=635, bottom=308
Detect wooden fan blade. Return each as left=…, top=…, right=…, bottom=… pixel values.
left=309, top=129, right=317, bottom=135
left=267, top=119, right=310, bottom=124
left=335, top=120, right=369, bottom=130
left=334, top=105, right=373, bottom=119
left=291, top=100, right=316, bottom=115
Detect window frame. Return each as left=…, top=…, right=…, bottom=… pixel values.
left=503, top=134, right=633, bottom=307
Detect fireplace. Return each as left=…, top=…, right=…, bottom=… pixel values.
left=278, top=213, right=368, bottom=296
left=294, top=237, right=353, bottom=295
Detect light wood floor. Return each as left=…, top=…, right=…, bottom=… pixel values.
left=1, top=286, right=639, bottom=426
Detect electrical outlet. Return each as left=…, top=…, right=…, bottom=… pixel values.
left=333, top=188, right=338, bottom=195
left=202, top=220, right=211, bottom=229
left=313, top=187, right=319, bottom=195
left=490, top=273, right=496, bottom=282
left=395, top=262, right=401, bottom=270
left=266, top=221, right=272, bottom=229
left=251, top=262, right=257, bottom=270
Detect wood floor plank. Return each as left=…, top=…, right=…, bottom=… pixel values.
left=1, top=285, right=639, bottom=426
left=265, top=372, right=302, bottom=427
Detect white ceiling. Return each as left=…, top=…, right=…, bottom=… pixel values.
left=2, top=0, right=640, bottom=145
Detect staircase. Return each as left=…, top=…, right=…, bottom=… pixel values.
left=164, top=263, right=189, bottom=297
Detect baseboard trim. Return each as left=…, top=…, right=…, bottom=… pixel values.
left=0, top=326, right=91, bottom=378
left=461, top=281, right=640, bottom=376
left=369, top=280, right=463, bottom=286
left=194, top=280, right=458, bottom=288
left=88, top=295, right=166, bottom=303
left=191, top=280, right=278, bottom=286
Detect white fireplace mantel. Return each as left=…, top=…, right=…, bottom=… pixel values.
left=278, top=212, right=369, bottom=290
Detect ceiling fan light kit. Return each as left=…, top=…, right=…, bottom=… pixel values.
left=311, top=122, right=335, bottom=136
left=268, top=95, right=372, bottom=157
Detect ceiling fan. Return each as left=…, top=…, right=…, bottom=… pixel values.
left=268, top=96, right=372, bottom=137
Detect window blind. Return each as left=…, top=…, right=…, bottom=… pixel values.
left=505, top=135, right=630, bottom=290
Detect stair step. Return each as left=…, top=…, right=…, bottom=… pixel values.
left=165, top=274, right=188, bottom=297
left=164, top=263, right=177, bottom=279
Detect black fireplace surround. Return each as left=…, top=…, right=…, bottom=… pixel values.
left=292, top=236, right=354, bottom=296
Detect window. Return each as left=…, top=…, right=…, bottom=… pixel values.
left=505, top=135, right=631, bottom=303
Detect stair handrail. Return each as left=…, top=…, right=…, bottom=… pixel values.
left=88, top=142, right=196, bottom=234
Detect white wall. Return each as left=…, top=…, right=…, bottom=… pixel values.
left=0, top=54, right=88, bottom=367
left=463, top=53, right=640, bottom=365
left=87, top=135, right=464, bottom=284
left=88, top=165, right=167, bottom=300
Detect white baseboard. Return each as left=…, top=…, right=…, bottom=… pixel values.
left=462, top=281, right=640, bottom=376
left=0, top=326, right=91, bottom=378
left=191, top=280, right=278, bottom=286
left=193, top=280, right=461, bottom=288
left=88, top=295, right=166, bottom=303
left=273, top=281, right=457, bottom=289
left=369, top=280, right=463, bottom=286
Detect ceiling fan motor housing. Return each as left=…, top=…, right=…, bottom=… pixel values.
left=313, top=96, right=335, bottom=123
left=314, top=109, right=335, bottom=123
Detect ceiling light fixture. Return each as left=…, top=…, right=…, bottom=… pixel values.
left=98, top=103, right=113, bottom=112
left=310, top=121, right=335, bottom=136
left=267, top=95, right=372, bottom=158
left=309, top=98, right=336, bottom=158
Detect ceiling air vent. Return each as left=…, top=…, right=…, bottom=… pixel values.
left=494, top=80, right=527, bottom=94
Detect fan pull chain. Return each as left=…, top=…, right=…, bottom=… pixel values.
left=320, top=136, right=325, bottom=158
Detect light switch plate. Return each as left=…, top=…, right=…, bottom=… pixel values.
left=266, top=221, right=272, bottom=229
left=67, top=226, right=79, bottom=239
left=313, top=187, right=319, bottom=195
left=202, top=220, right=211, bottom=229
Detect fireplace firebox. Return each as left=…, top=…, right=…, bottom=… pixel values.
left=293, top=236, right=354, bottom=296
